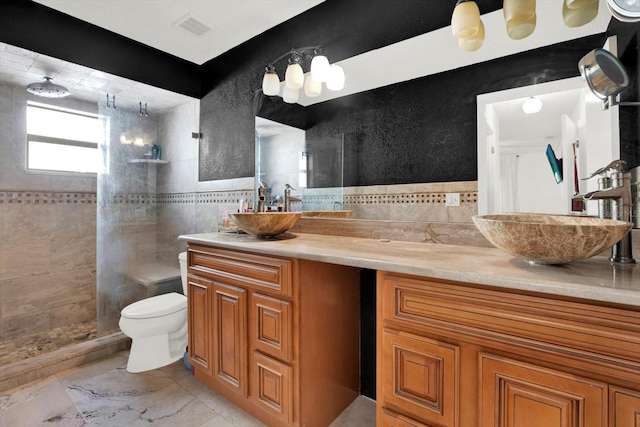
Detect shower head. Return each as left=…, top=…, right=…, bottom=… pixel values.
left=26, top=76, right=70, bottom=98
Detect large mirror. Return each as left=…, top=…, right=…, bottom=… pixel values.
left=477, top=76, right=620, bottom=217
left=255, top=116, right=345, bottom=213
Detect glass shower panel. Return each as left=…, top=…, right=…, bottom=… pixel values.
left=96, top=101, right=161, bottom=336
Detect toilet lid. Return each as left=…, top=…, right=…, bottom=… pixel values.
left=121, top=292, right=187, bottom=319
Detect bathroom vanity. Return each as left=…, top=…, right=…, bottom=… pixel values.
left=180, top=232, right=640, bottom=427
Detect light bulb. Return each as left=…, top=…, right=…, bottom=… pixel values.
left=262, top=65, right=280, bottom=96
left=285, top=59, right=304, bottom=90
left=522, top=96, right=543, bottom=114
left=304, top=75, right=322, bottom=97
left=458, top=19, right=485, bottom=51
left=451, top=0, right=481, bottom=39
left=311, top=53, right=330, bottom=82
left=283, top=86, right=299, bottom=104
left=325, top=65, right=345, bottom=91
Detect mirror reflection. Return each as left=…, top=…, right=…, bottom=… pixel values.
left=477, top=76, right=619, bottom=217
left=255, top=116, right=345, bottom=214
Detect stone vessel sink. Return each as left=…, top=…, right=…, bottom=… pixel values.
left=472, top=213, right=633, bottom=264
left=301, top=210, right=353, bottom=218
left=229, top=212, right=302, bottom=237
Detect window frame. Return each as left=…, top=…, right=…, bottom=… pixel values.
left=26, top=101, right=101, bottom=176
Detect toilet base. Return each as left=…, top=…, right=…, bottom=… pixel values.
left=125, top=332, right=187, bottom=373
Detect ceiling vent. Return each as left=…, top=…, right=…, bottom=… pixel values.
left=173, top=13, right=213, bottom=36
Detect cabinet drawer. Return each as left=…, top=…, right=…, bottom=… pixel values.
left=382, top=329, right=458, bottom=427
left=382, top=410, right=429, bottom=427
left=250, top=292, right=292, bottom=363
left=250, top=351, right=293, bottom=425
left=188, top=245, right=292, bottom=297
left=480, top=353, right=606, bottom=427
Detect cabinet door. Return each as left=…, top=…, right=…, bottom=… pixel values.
left=250, top=292, right=292, bottom=363
left=187, top=275, right=212, bottom=371
left=610, top=386, right=640, bottom=427
left=250, top=351, right=293, bottom=425
left=480, top=353, right=606, bottom=427
left=382, top=329, right=458, bottom=427
left=212, top=281, right=247, bottom=397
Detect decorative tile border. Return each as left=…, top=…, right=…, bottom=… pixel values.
left=0, top=191, right=97, bottom=204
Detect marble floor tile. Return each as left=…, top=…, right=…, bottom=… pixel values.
left=0, top=350, right=376, bottom=426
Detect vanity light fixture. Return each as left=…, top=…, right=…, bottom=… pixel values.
left=522, top=96, right=543, bottom=114
left=261, top=47, right=346, bottom=102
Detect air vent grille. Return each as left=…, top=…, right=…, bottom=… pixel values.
left=174, top=13, right=212, bottom=36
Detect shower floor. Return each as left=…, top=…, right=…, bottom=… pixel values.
left=0, top=320, right=97, bottom=366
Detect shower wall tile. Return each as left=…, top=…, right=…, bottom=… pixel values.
left=0, top=310, right=51, bottom=342
left=50, top=303, right=97, bottom=330
left=0, top=241, right=50, bottom=280
left=50, top=236, right=96, bottom=273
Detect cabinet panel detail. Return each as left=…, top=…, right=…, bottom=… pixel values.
left=382, top=329, right=458, bottom=427
left=382, top=409, right=429, bottom=427
left=251, top=292, right=292, bottom=363
left=610, top=386, right=640, bottom=427
left=187, top=275, right=211, bottom=371
left=213, top=282, right=247, bottom=396
left=190, top=245, right=292, bottom=296
left=480, top=353, right=606, bottom=427
left=250, top=351, right=293, bottom=425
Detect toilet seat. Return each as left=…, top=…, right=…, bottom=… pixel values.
left=121, top=292, right=186, bottom=319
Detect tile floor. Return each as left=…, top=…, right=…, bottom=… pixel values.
left=0, top=321, right=97, bottom=366
left=0, top=350, right=376, bottom=427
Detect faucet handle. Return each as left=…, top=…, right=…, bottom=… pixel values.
left=582, top=159, right=626, bottom=180
left=284, top=184, right=296, bottom=191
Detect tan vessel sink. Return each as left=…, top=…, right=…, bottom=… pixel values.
left=229, top=212, right=302, bottom=237
left=301, top=210, right=353, bottom=218
left=472, top=213, right=633, bottom=264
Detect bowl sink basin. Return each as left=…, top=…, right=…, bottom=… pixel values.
left=301, top=210, right=353, bottom=218
left=229, top=212, right=302, bottom=237
left=472, top=213, right=633, bottom=264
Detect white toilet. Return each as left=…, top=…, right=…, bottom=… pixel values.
left=119, top=252, right=188, bottom=373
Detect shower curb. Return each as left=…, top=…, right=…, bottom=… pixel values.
left=0, top=332, right=130, bottom=393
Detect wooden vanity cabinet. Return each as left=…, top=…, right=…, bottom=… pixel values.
left=186, top=244, right=360, bottom=427
left=377, top=271, right=640, bottom=427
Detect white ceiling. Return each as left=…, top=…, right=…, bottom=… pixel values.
left=33, top=0, right=325, bottom=65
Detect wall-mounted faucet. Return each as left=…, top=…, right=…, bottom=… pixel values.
left=582, top=160, right=635, bottom=264
left=284, top=184, right=302, bottom=212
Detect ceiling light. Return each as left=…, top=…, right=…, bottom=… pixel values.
left=261, top=47, right=346, bottom=103
left=522, top=96, right=543, bottom=114
left=26, top=77, right=70, bottom=98
left=451, top=0, right=481, bottom=39
left=285, top=52, right=304, bottom=90
left=262, top=65, right=280, bottom=96
left=607, top=0, right=640, bottom=21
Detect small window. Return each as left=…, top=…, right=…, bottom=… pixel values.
left=26, top=101, right=101, bottom=174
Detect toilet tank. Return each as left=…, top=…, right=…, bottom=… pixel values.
left=178, top=252, right=187, bottom=295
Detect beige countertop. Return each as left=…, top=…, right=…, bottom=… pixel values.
left=179, top=232, right=640, bottom=307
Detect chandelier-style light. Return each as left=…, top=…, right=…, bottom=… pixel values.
left=261, top=47, right=346, bottom=102
left=452, top=0, right=602, bottom=52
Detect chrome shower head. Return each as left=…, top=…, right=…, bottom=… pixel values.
left=26, top=76, right=70, bottom=98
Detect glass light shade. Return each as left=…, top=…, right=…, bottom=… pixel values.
left=451, top=1, right=481, bottom=39
left=282, top=86, right=299, bottom=104
left=326, top=65, right=345, bottom=91
left=285, top=62, right=304, bottom=89
left=522, top=96, right=543, bottom=114
left=304, top=75, right=322, bottom=97
left=458, top=19, right=485, bottom=51
left=262, top=70, right=280, bottom=96
left=506, top=13, right=536, bottom=39
left=607, top=0, right=640, bottom=22
left=566, top=0, right=597, bottom=9
left=310, top=54, right=330, bottom=82
left=562, top=0, right=598, bottom=27
left=503, top=0, right=536, bottom=23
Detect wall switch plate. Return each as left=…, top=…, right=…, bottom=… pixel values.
left=445, top=193, right=460, bottom=207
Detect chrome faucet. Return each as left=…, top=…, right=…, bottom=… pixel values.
left=284, top=184, right=302, bottom=212
left=257, top=181, right=267, bottom=213
left=582, top=160, right=635, bottom=264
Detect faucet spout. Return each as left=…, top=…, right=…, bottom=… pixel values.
left=582, top=186, right=625, bottom=201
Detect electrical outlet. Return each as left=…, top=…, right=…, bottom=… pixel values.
left=445, top=193, right=460, bottom=207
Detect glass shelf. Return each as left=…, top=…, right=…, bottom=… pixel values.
left=127, top=159, right=168, bottom=164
